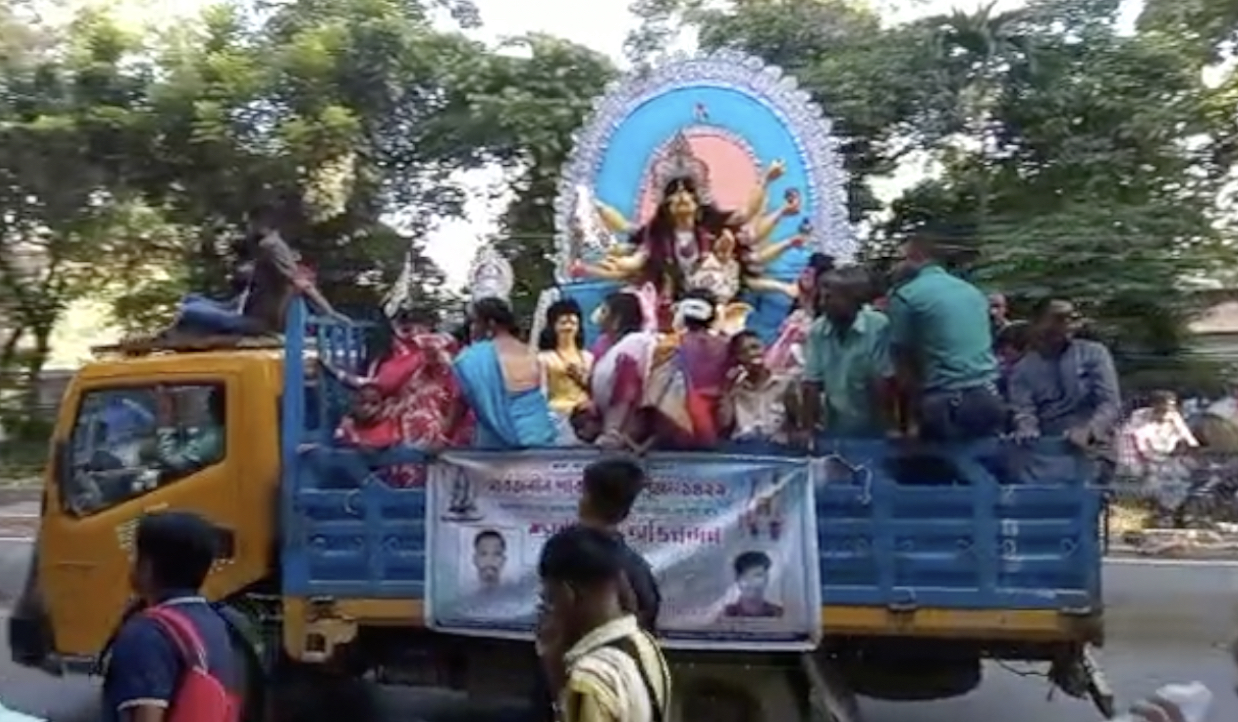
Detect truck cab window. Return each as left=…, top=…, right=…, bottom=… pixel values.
left=64, top=384, right=226, bottom=516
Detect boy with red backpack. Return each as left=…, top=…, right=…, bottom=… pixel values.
left=103, top=512, right=240, bottom=722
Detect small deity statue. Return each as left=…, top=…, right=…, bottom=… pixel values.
left=569, top=131, right=806, bottom=330
left=687, top=224, right=810, bottom=336
left=537, top=299, right=594, bottom=418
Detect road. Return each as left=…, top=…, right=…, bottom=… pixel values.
left=0, top=539, right=1232, bottom=722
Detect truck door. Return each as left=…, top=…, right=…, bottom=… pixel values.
left=38, top=373, right=243, bottom=656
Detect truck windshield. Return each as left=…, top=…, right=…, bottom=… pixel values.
left=63, top=384, right=226, bottom=516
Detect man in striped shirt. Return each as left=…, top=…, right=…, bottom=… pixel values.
left=537, top=526, right=670, bottom=722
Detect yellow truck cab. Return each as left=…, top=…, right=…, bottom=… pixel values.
left=9, top=341, right=285, bottom=707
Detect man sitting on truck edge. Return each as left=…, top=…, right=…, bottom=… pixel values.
left=526, top=457, right=661, bottom=722
left=102, top=512, right=238, bottom=722
left=1010, top=297, right=1120, bottom=483
left=537, top=525, right=670, bottom=722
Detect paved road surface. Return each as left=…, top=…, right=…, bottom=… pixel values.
left=0, top=540, right=1233, bottom=722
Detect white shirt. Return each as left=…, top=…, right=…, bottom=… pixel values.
left=1129, top=407, right=1197, bottom=458
left=562, top=614, right=669, bottom=722
left=731, top=373, right=793, bottom=442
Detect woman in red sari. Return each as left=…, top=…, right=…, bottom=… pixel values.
left=324, top=307, right=469, bottom=485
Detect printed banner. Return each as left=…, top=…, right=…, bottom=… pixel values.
left=425, top=450, right=821, bottom=650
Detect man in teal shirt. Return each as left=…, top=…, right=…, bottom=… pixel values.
left=886, top=237, right=1004, bottom=440
left=802, top=267, right=895, bottom=437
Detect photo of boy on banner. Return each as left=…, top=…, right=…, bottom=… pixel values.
left=722, top=550, right=784, bottom=619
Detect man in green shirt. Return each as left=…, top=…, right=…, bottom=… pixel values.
left=801, top=266, right=895, bottom=438
left=155, top=387, right=225, bottom=473
left=887, top=237, right=1003, bottom=441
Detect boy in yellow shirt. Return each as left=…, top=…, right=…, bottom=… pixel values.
left=537, top=526, right=670, bottom=722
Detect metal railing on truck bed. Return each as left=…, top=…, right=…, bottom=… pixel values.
left=278, top=301, right=1104, bottom=634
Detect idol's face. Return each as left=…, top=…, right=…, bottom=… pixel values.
left=554, top=313, right=580, bottom=336
left=664, top=179, right=699, bottom=219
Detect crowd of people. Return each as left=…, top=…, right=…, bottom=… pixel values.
left=135, top=199, right=1135, bottom=492
left=288, top=232, right=1125, bottom=489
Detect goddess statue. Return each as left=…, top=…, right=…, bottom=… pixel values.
left=536, top=299, right=594, bottom=441
left=548, top=50, right=858, bottom=347
left=568, top=132, right=804, bottom=330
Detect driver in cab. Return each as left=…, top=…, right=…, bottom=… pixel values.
left=154, top=386, right=224, bottom=474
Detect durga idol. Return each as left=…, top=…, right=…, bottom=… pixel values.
left=568, top=132, right=794, bottom=330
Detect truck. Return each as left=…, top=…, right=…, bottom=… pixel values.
left=8, top=299, right=1114, bottom=722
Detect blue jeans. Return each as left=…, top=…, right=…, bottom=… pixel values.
left=178, top=294, right=256, bottom=335
left=919, top=382, right=1007, bottom=442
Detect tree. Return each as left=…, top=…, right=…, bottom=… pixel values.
left=885, top=0, right=1235, bottom=384
left=458, top=35, right=616, bottom=319
left=0, top=7, right=160, bottom=419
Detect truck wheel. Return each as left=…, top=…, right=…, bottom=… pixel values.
left=267, top=660, right=378, bottom=722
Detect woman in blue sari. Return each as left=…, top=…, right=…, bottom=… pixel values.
left=452, top=297, right=558, bottom=449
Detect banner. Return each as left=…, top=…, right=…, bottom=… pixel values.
left=425, top=450, right=821, bottom=650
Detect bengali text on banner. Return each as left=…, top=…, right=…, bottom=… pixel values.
left=424, top=450, right=821, bottom=650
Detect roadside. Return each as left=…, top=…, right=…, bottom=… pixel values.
left=1106, top=499, right=1238, bottom=559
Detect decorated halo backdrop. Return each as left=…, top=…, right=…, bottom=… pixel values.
left=552, top=50, right=855, bottom=286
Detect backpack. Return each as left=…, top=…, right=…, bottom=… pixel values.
left=143, top=606, right=240, bottom=722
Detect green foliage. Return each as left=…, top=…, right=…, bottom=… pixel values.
left=2, top=0, right=1238, bottom=421
left=615, top=0, right=1238, bottom=388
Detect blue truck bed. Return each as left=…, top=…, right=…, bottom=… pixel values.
left=279, top=302, right=1103, bottom=622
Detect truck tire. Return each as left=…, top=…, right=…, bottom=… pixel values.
left=267, top=660, right=378, bottom=722
left=671, top=660, right=805, bottom=722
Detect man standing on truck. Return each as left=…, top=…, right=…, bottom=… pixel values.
left=102, top=511, right=238, bottom=722
left=887, top=236, right=1004, bottom=440
left=536, top=525, right=670, bottom=722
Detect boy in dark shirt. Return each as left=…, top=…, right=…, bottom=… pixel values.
left=102, top=512, right=237, bottom=722
left=527, top=456, right=661, bottom=722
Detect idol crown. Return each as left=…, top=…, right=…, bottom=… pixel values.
left=469, top=242, right=514, bottom=303
left=651, top=131, right=713, bottom=204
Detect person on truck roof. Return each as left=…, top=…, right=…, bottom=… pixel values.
left=238, top=204, right=348, bottom=333
left=102, top=511, right=238, bottom=722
